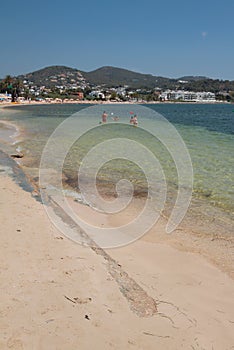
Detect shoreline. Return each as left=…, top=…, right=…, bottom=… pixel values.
left=0, top=106, right=233, bottom=279
left=0, top=107, right=234, bottom=348
left=67, top=195, right=234, bottom=279
left=0, top=119, right=21, bottom=145
left=0, top=103, right=233, bottom=273
left=0, top=99, right=232, bottom=110
left=1, top=169, right=234, bottom=348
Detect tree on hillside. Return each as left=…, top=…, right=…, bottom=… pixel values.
left=0, top=75, right=13, bottom=93
left=0, top=75, right=24, bottom=102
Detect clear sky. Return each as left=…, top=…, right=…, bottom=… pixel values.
left=0, top=0, right=233, bottom=80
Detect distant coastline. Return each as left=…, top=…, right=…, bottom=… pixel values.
left=0, top=99, right=232, bottom=109
left=1, top=66, right=234, bottom=106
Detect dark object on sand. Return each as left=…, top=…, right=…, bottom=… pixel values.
left=10, top=153, right=24, bottom=159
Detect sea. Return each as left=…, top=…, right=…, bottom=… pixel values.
left=0, top=102, right=233, bottom=238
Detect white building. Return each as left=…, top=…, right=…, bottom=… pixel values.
left=195, top=92, right=216, bottom=102
left=160, top=90, right=216, bottom=102
left=0, top=93, right=11, bottom=102
left=89, top=90, right=105, bottom=99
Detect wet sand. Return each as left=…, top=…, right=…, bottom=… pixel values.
left=0, top=120, right=20, bottom=144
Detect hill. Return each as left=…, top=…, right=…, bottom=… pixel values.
left=17, top=65, right=234, bottom=92
left=82, top=66, right=176, bottom=89
left=18, top=66, right=88, bottom=89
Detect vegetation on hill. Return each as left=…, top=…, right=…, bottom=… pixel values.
left=82, top=66, right=167, bottom=88
left=1, top=66, right=234, bottom=102
left=18, top=66, right=87, bottom=88
left=16, top=65, right=234, bottom=92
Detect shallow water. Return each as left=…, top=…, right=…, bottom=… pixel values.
left=0, top=103, right=233, bottom=237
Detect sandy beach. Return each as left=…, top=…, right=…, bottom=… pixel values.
left=0, top=102, right=234, bottom=349
left=0, top=161, right=234, bottom=349
left=1, top=0, right=234, bottom=346
left=0, top=98, right=229, bottom=110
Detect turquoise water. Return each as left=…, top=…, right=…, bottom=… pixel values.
left=0, top=103, right=233, bottom=235
left=149, top=104, right=234, bottom=212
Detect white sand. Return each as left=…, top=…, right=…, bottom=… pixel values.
left=0, top=175, right=234, bottom=349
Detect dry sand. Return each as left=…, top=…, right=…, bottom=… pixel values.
left=0, top=173, right=234, bottom=349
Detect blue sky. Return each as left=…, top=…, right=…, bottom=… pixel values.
left=0, top=0, right=233, bottom=79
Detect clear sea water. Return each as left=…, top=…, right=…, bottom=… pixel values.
left=0, top=103, right=233, bottom=237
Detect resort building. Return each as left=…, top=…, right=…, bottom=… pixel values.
left=160, top=90, right=216, bottom=102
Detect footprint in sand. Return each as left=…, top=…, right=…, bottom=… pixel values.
left=7, top=335, right=23, bottom=349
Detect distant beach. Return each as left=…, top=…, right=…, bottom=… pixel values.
left=0, top=97, right=231, bottom=110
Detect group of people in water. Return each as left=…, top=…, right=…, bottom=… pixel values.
left=129, top=114, right=138, bottom=126
left=101, top=111, right=138, bottom=126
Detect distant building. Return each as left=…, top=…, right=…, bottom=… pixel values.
left=0, top=93, right=11, bottom=102
left=195, top=92, right=216, bottom=101
left=89, top=91, right=105, bottom=99
left=160, top=90, right=216, bottom=102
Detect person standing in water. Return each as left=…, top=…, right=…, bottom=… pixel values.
left=133, top=114, right=138, bottom=126
left=102, top=111, right=108, bottom=123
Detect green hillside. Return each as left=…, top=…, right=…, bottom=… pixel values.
left=18, top=66, right=87, bottom=88
left=15, top=65, right=234, bottom=92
